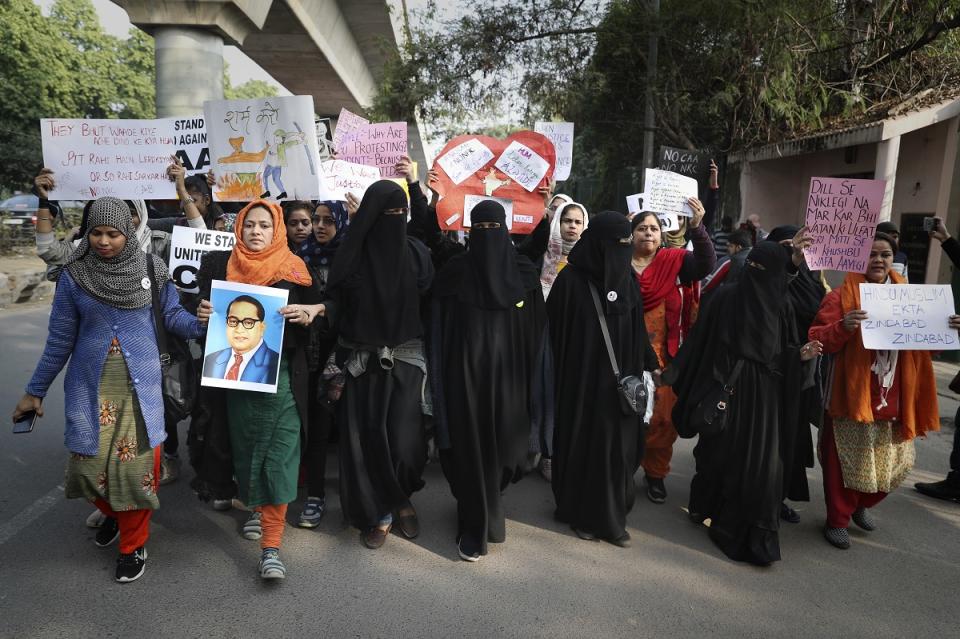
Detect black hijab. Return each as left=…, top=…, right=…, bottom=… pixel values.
left=724, top=241, right=789, bottom=363
left=327, top=180, right=421, bottom=347
left=567, top=210, right=637, bottom=314
left=433, top=200, right=536, bottom=309
left=766, top=225, right=799, bottom=244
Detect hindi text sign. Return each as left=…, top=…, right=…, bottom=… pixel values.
left=859, top=284, right=959, bottom=350
left=803, top=177, right=886, bottom=273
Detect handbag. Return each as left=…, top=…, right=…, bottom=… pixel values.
left=677, top=360, right=744, bottom=438
left=588, top=283, right=649, bottom=418
left=147, top=259, right=197, bottom=422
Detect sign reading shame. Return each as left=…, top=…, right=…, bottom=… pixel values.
left=803, top=177, right=885, bottom=273
left=169, top=226, right=237, bottom=294
left=858, top=284, right=959, bottom=350
left=41, top=116, right=209, bottom=199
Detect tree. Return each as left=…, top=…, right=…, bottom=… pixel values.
left=224, top=65, right=279, bottom=100
left=374, top=0, right=960, bottom=210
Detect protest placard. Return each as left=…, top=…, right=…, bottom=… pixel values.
left=642, top=169, right=698, bottom=217
left=658, top=146, right=710, bottom=195
left=495, top=140, right=551, bottom=192
left=658, top=213, right=680, bottom=232
left=41, top=116, right=209, bottom=199
left=858, top=284, right=959, bottom=350
left=462, top=194, right=514, bottom=230
left=337, top=122, right=408, bottom=178
left=534, top=121, right=574, bottom=181
left=205, top=95, right=321, bottom=201
left=332, top=108, right=369, bottom=153
left=201, top=280, right=289, bottom=394
left=315, top=117, right=334, bottom=159
left=626, top=193, right=643, bottom=215
left=317, top=159, right=381, bottom=201
left=168, top=226, right=237, bottom=293
left=431, top=132, right=556, bottom=234
left=803, top=177, right=885, bottom=272
left=436, top=138, right=495, bottom=185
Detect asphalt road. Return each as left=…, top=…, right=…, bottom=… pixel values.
left=1, top=302, right=958, bottom=639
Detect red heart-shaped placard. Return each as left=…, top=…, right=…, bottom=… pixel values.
left=432, top=132, right=556, bottom=234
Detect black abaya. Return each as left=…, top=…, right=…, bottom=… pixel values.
left=430, top=200, right=547, bottom=555
left=547, top=212, right=659, bottom=543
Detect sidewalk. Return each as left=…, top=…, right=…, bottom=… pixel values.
left=933, top=360, right=960, bottom=426
left=0, top=250, right=51, bottom=308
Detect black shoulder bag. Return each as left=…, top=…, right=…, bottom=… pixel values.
left=677, top=360, right=745, bottom=438
left=147, top=258, right=197, bottom=422
left=588, top=283, right=649, bottom=418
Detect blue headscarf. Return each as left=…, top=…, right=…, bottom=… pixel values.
left=296, top=200, right=349, bottom=267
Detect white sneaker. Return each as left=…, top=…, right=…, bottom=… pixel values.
left=85, top=509, right=107, bottom=528
left=259, top=548, right=286, bottom=580
left=242, top=511, right=263, bottom=540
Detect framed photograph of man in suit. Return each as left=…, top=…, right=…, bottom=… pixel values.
left=201, top=280, right=289, bottom=393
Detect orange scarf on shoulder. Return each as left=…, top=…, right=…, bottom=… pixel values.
left=227, top=200, right=312, bottom=287
left=830, top=271, right=939, bottom=440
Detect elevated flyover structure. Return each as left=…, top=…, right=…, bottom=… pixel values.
left=113, top=0, right=428, bottom=166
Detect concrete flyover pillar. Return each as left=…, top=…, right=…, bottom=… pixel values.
left=154, top=28, right=224, bottom=117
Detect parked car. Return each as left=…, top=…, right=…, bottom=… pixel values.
left=0, top=194, right=39, bottom=226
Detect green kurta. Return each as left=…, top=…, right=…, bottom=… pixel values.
left=226, top=359, right=301, bottom=506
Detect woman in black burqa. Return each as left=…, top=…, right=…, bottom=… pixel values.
left=430, top=200, right=547, bottom=561
left=666, top=241, right=821, bottom=566
left=322, top=180, right=435, bottom=549
left=547, top=211, right=659, bottom=547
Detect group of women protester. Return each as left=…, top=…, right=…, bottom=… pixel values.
left=13, top=157, right=960, bottom=584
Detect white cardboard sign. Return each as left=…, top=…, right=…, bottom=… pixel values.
left=859, top=284, right=959, bottom=350
left=436, top=138, right=495, bottom=185
left=168, top=226, right=237, bottom=294
left=642, top=168, right=698, bottom=217
left=534, top=121, right=574, bottom=181
left=317, top=159, right=381, bottom=201
left=494, top=140, right=550, bottom=192
left=41, top=116, right=209, bottom=199
left=462, top=194, right=514, bottom=230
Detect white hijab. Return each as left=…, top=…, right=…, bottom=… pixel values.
left=540, top=199, right=589, bottom=299
left=131, top=200, right=152, bottom=253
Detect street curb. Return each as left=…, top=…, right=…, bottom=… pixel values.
left=0, top=267, right=53, bottom=308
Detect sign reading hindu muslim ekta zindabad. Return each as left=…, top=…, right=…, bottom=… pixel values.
left=431, top=131, right=556, bottom=235
left=858, top=284, right=960, bottom=350
left=802, top=176, right=886, bottom=273
left=41, top=116, right=209, bottom=200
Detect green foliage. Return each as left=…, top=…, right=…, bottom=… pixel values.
left=224, top=63, right=279, bottom=100
left=375, top=0, right=960, bottom=210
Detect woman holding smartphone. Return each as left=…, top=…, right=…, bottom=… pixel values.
left=12, top=197, right=206, bottom=584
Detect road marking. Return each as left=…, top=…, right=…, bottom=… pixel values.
left=0, top=485, right=64, bottom=546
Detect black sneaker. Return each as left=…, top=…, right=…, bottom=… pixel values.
left=780, top=502, right=801, bottom=524
left=95, top=517, right=120, bottom=547
left=645, top=476, right=667, bottom=504
left=457, top=534, right=481, bottom=562
left=115, top=547, right=147, bottom=583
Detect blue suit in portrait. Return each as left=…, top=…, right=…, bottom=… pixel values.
left=203, top=341, right=280, bottom=385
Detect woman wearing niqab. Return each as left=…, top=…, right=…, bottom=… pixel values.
left=547, top=211, right=659, bottom=547
left=667, top=241, right=819, bottom=565
left=430, top=200, right=547, bottom=561
left=323, top=180, right=435, bottom=549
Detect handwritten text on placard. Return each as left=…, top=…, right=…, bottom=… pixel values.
left=858, top=283, right=959, bottom=350
left=803, top=177, right=885, bottom=273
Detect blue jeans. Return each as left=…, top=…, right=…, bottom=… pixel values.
left=263, top=164, right=286, bottom=194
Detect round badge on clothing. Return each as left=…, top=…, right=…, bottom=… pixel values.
left=607, top=291, right=618, bottom=302
left=141, top=277, right=151, bottom=290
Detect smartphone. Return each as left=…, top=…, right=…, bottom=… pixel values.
left=13, top=411, right=37, bottom=434
left=923, top=217, right=937, bottom=232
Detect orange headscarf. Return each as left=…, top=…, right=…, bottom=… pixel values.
left=829, top=271, right=939, bottom=440
left=226, top=200, right=312, bottom=287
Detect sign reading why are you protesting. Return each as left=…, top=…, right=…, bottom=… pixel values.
left=858, top=284, right=959, bottom=350
left=803, top=177, right=886, bottom=272
left=41, top=117, right=209, bottom=199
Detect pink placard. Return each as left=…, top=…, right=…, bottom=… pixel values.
left=337, top=122, right=408, bottom=178
left=803, top=176, right=886, bottom=273
left=332, top=108, right=369, bottom=154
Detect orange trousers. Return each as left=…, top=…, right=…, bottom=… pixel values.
left=257, top=503, right=288, bottom=549
left=93, top=448, right=161, bottom=553
left=641, top=386, right=678, bottom=479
